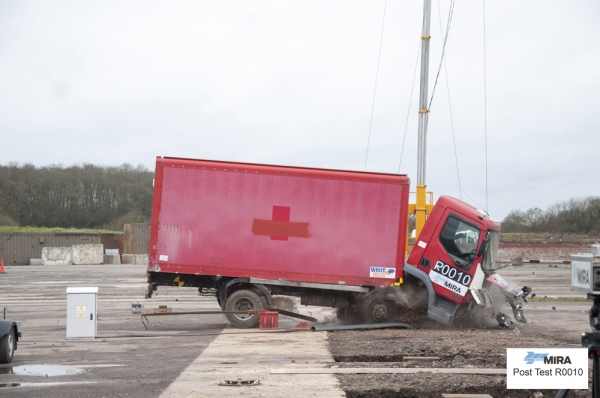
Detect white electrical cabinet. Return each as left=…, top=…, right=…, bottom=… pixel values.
left=66, top=287, right=98, bottom=339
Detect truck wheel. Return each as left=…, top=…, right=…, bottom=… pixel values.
left=0, top=329, right=14, bottom=364
left=359, top=296, right=397, bottom=323
left=224, top=289, right=263, bottom=328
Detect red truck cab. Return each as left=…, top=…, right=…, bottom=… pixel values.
left=405, top=196, right=501, bottom=324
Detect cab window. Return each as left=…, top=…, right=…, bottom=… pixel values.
left=439, top=216, right=480, bottom=267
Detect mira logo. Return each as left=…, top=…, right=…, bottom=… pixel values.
left=543, top=356, right=572, bottom=365
left=523, top=352, right=548, bottom=364
left=523, top=352, right=572, bottom=365
left=575, top=267, right=589, bottom=285
left=444, top=280, right=461, bottom=293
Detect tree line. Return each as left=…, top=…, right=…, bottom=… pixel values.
left=0, top=163, right=154, bottom=230
left=1, top=162, right=597, bottom=235
left=502, top=196, right=600, bottom=235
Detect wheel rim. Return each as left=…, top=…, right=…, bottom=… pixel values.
left=232, top=297, right=256, bottom=321
left=7, top=333, right=13, bottom=357
left=370, top=302, right=390, bottom=322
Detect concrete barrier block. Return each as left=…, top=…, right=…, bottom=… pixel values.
left=121, top=254, right=134, bottom=264
left=29, top=258, right=43, bottom=265
left=41, top=247, right=72, bottom=265
left=510, top=257, right=523, bottom=266
left=72, top=244, right=104, bottom=265
left=103, top=254, right=121, bottom=265
left=134, top=254, right=149, bottom=265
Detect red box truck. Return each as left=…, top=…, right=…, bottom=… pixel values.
left=147, top=157, right=530, bottom=328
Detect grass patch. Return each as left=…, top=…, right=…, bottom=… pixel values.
left=529, top=297, right=590, bottom=302
left=0, top=226, right=122, bottom=234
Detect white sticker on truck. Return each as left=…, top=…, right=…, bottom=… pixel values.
left=430, top=270, right=469, bottom=296
left=159, top=255, right=168, bottom=261
left=370, top=267, right=396, bottom=279
left=429, top=260, right=472, bottom=296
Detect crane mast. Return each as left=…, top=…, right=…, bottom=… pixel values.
left=415, top=0, right=433, bottom=238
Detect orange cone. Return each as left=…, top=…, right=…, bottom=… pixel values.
left=0, top=258, right=5, bottom=273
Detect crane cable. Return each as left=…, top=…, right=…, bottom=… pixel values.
left=435, top=0, right=462, bottom=200
left=427, top=0, right=455, bottom=110
left=397, top=42, right=421, bottom=173
left=364, top=0, right=388, bottom=170
left=483, top=0, right=489, bottom=213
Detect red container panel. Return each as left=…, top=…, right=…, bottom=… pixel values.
left=149, top=157, right=410, bottom=287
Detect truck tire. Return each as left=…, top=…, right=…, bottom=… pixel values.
left=0, top=329, right=14, bottom=364
left=224, top=289, right=263, bottom=328
left=359, top=295, right=397, bottom=323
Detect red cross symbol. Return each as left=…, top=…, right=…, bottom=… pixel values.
left=252, top=206, right=309, bottom=241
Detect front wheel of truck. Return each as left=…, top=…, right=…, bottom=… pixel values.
left=0, top=329, right=15, bottom=364
left=224, top=289, right=263, bottom=328
left=359, top=295, right=397, bottom=323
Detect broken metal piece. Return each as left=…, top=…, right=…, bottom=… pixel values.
left=471, top=288, right=494, bottom=308
left=218, top=379, right=260, bottom=386
left=513, top=308, right=527, bottom=323
left=496, top=313, right=515, bottom=330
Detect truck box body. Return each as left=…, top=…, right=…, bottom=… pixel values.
left=149, top=157, right=410, bottom=287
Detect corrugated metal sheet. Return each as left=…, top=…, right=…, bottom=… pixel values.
left=0, top=233, right=123, bottom=265
left=100, top=234, right=123, bottom=254
left=123, top=223, right=150, bottom=255
left=132, top=223, right=150, bottom=255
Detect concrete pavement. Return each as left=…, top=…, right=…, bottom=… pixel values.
left=159, top=328, right=346, bottom=398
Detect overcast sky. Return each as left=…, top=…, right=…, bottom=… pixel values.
left=1, top=0, right=598, bottom=220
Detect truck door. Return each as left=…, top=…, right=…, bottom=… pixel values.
left=418, top=211, right=482, bottom=303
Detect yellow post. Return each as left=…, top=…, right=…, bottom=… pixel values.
left=406, top=186, right=434, bottom=256
left=415, top=184, right=427, bottom=239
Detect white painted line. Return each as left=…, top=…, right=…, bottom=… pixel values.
left=271, top=367, right=506, bottom=375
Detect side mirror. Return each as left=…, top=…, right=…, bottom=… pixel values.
left=476, top=233, right=489, bottom=258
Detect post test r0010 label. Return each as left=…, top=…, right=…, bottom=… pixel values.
left=507, top=348, right=588, bottom=389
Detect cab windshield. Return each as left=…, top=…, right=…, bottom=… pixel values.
left=439, top=216, right=480, bottom=268
left=482, top=230, right=500, bottom=270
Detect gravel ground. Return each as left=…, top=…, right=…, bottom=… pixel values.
left=328, top=250, right=596, bottom=398
left=328, top=328, right=589, bottom=398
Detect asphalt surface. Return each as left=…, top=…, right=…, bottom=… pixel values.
left=0, top=264, right=226, bottom=398
left=0, top=260, right=594, bottom=397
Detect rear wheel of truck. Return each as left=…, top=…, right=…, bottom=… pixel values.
left=359, top=295, right=397, bottom=323
left=224, top=289, right=263, bottom=328
left=0, top=329, right=15, bottom=364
